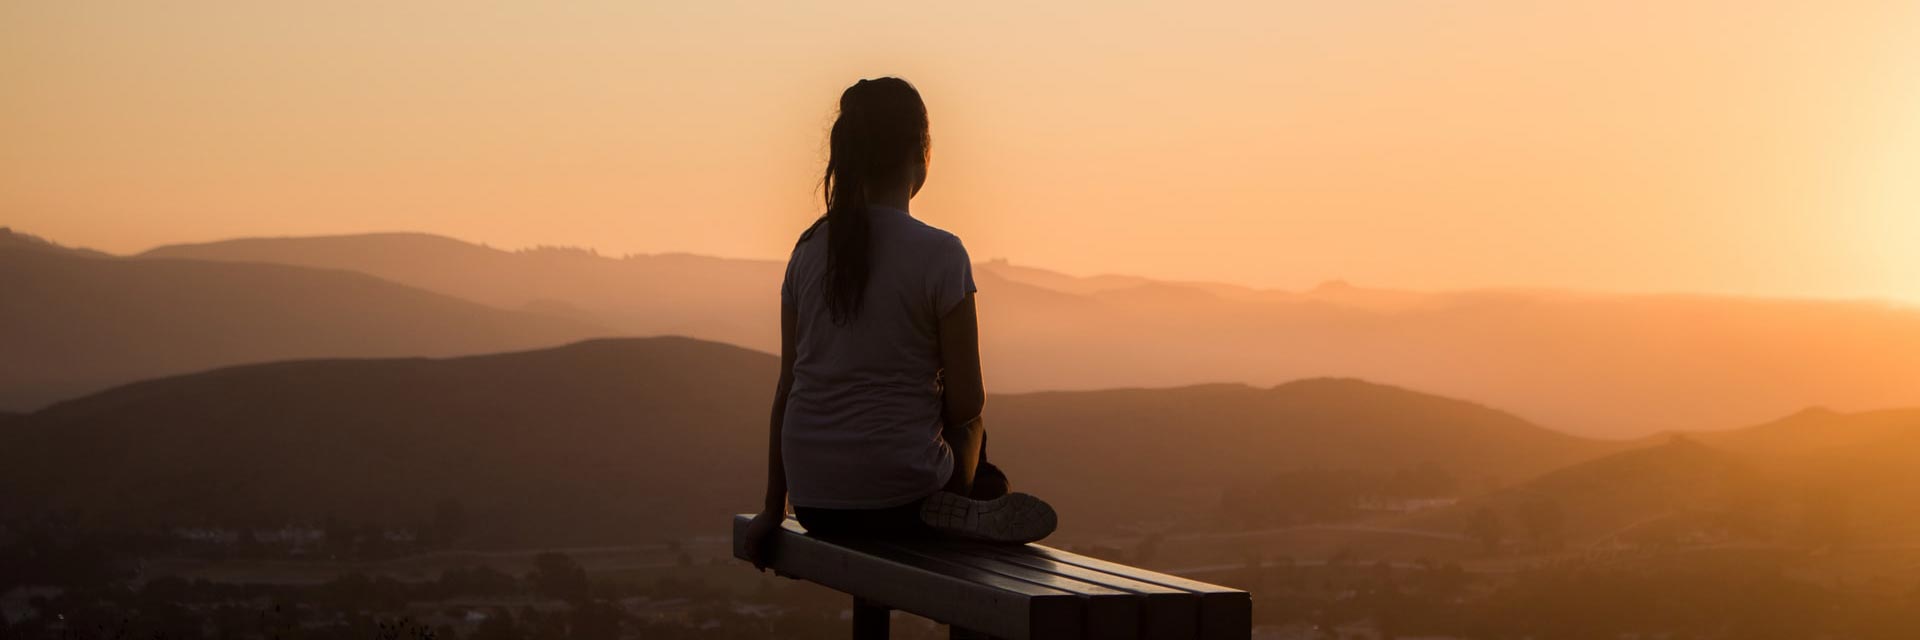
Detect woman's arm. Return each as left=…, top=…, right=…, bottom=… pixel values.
left=763, top=298, right=798, bottom=513
left=743, top=298, right=798, bottom=570
left=938, top=293, right=985, bottom=494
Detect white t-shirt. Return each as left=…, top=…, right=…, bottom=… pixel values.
left=780, top=206, right=977, bottom=509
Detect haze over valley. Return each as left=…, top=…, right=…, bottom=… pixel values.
left=8, top=227, right=1916, bottom=437
left=8, top=225, right=1920, bottom=637
left=7, top=315, right=1919, bottom=637
left=9, top=2, right=1920, bottom=636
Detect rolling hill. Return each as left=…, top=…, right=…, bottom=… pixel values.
left=0, top=337, right=1618, bottom=545
left=1706, top=409, right=1920, bottom=543
left=140, top=231, right=1920, bottom=437
left=142, top=232, right=783, bottom=351
left=987, top=378, right=1620, bottom=531
left=0, top=337, right=777, bottom=546
left=0, top=229, right=610, bottom=411
left=1694, top=407, right=1920, bottom=462
left=1415, top=437, right=1769, bottom=548
left=1413, top=407, right=1920, bottom=550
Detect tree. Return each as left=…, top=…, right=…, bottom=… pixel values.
left=531, top=552, right=591, bottom=602
left=1466, top=507, right=1505, bottom=554
left=1519, top=499, right=1566, bottom=548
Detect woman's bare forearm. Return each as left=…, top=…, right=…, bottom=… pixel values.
left=937, top=294, right=985, bottom=429
left=937, top=294, right=986, bottom=494
left=940, top=415, right=984, bottom=494
left=764, top=373, right=793, bottom=514
left=940, top=374, right=985, bottom=490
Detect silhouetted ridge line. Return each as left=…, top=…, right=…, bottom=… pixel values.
left=0, top=240, right=611, bottom=410
left=0, top=337, right=1624, bottom=544
left=131, top=230, right=1920, bottom=438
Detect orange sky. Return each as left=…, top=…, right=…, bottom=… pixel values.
left=4, top=1, right=1917, bottom=301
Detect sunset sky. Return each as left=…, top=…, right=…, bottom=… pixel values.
left=5, top=1, right=1917, bottom=301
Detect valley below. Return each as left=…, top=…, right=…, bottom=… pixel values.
left=5, top=228, right=1919, bottom=639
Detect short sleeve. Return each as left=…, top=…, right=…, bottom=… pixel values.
left=780, top=250, right=798, bottom=307
left=929, top=235, right=977, bottom=319
left=784, top=219, right=826, bottom=307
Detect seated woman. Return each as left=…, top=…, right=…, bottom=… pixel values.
left=742, top=77, right=1056, bottom=567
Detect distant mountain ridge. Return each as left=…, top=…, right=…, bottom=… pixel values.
left=989, top=376, right=1623, bottom=531
left=143, top=232, right=785, bottom=352
left=3, top=334, right=1913, bottom=548
left=1412, top=407, right=1920, bottom=549
left=139, top=230, right=1920, bottom=437
left=0, top=337, right=1620, bottom=544
left=1419, top=436, right=1762, bottom=542
left=0, top=232, right=611, bottom=411
left=0, top=226, right=112, bottom=258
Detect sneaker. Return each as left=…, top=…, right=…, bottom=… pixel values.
left=920, top=491, right=1057, bottom=543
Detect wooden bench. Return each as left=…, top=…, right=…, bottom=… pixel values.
left=731, top=514, right=1251, bottom=639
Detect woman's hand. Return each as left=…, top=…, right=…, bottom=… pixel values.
left=742, top=508, right=785, bottom=571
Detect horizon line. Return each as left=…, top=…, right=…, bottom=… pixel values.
left=9, top=224, right=1918, bottom=309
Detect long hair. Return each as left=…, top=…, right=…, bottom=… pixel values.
left=819, top=77, right=930, bottom=324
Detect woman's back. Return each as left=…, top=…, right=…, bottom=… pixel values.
left=779, top=206, right=976, bottom=509
left=741, top=78, right=1052, bottom=565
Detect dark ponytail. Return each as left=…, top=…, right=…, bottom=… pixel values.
left=820, top=77, right=930, bottom=324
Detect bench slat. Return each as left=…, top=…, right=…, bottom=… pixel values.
left=955, top=543, right=1201, bottom=640
left=862, top=539, right=1143, bottom=640
left=733, top=515, right=1081, bottom=639
left=1009, top=545, right=1252, bottom=640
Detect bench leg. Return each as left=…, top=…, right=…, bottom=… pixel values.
left=852, top=597, right=890, bottom=640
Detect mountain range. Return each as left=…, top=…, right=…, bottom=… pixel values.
left=135, top=231, right=1920, bottom=437
left=5, top=335, right=1915, bottom=550
left=0, top=337, right=1619, bottom=544
left=8, top=223, right=1919, bottom=545
left=10, top=226, right=1920, bottom=437
left=0, top=228, right=609, bottom=410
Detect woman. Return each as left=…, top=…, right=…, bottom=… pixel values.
left=742, top=77, right=1055, bottom=568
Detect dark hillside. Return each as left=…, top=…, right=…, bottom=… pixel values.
left=0, top=341, right=1614, bottom=545
left=0, top=239, right=608, bottom=410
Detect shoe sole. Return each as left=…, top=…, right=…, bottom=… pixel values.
left=920, top=491, right=1058, bottom=543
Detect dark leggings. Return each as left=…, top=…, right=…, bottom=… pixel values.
left=795, top=430, right=1009, bottom=538
left=794, top=499, right=929, bottom=538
